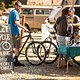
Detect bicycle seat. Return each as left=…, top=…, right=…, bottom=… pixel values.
left=50, top=32, right=56, bottom=34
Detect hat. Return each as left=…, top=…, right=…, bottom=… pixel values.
left=68, top=7, right=75, bottom=12
left=15, top=1, right=22, bottom=7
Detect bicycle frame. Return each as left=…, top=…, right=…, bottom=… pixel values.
left=16, top=32, right=34, bottom=55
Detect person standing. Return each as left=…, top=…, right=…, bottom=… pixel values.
left=54, top=8, right=71, bottom=68
left=68, top=7, right=80, bottom=35
left=8, top=1, right=28, bottom=67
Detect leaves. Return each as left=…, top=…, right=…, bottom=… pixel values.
left=0, top=0, right=4, bottom=2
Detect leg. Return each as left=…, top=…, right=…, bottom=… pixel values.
left=15, top=48, right=19, bottom=56
left=66, top=61, right=69, bottom=73
left=12, top=35, right=25, bottom=67
left=13, top=48, right=19, bottom=61
left=57, top=55, right=61, bottom=68
left=64, top=58, right=67, bottom=66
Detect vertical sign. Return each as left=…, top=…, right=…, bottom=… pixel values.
left=0, top=24, right=13, bottom=70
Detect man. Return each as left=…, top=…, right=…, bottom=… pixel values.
left=68, top=7, right=80, bottom=35
left=8, top=1, right=28, bottom=67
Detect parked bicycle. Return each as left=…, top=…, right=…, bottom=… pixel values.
left=14, top=23, right=46, bottom=66
left=41, top=25, right=59, bottom=64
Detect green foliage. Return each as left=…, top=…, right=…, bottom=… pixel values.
left=4, top=0, right=15, bottom=8
left=0, top=0, right=4, bottom=2
left=0, top=0, right=16, bottom=10
left=4, top=0, right=12, bottom=4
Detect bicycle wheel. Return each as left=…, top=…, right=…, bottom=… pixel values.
left=45, top=36, right=52, bottom=42
left=72, top=56, right=80, bottom=66
left=25, top=41, right=46, bottom=66
left=45, top=34, right=58, bottom=47
left=42, top=41, right=59, bottom=64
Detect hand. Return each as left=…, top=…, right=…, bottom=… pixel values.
left=22, top=27, right=29, bottom=32
left=68, top=23, right=72, bottom=27
left=24, top=28, right=30, bottom=32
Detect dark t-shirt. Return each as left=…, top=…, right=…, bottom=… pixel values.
left=54, top=16, right=70, bottom=36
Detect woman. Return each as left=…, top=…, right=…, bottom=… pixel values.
left=54, top=8, right=71, bottom=68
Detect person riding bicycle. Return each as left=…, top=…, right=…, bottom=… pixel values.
left=8, top=1, right=29, bottom=67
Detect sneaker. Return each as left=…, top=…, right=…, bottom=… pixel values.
left=13, top=60, right=25, bottom=67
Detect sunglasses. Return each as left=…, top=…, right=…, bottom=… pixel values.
left=18, top=6, right=21, bottom=7
left=17, top=4, right=22, bottom=7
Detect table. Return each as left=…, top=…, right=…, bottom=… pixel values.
left=57, top=45, right=80, bottom=73
left=58, top=46, right=80, bottom=59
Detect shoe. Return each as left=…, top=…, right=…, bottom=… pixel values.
left=13, top=60, right=25, bottom=67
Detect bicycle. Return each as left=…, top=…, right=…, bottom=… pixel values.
left=14, top=23, right=46, bottom=66
left=41, top=25, right=59, bottom=64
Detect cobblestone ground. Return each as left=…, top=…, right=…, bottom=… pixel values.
left=0, top=56, right=80, bottom=80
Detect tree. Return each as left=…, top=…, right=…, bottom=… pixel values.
left=4, top=0, right=16, bottom=8
left=0, top=0, right=4, bottom=10
left=4, top=0, right=12, bottom=5
left=0, top=0, right=4, bottom=2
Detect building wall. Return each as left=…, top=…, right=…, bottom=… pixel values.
left=27, top=0, right=52, bottom=5
left=53, top=0, right=62, bottom=5
left=21, top=0, right=77, bottom=6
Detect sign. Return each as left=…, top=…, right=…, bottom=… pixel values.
left=0, top=24, right=13, bottom=70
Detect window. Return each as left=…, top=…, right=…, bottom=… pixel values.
left=75, top=0, right=80, bottom=5
left=22, top=9, right=33, bottom=14
left=36, top=9, right=51, bottom=15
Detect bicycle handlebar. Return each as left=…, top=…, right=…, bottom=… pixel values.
left=24, top=23, right=34, bottom=34
left=25, top=23, right=31, bottom=31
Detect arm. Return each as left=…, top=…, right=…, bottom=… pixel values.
left=73, top=23, right=80, bottom=26
left=13, top=10, right=29, bottom=32
left=15, top=20, right=29, bottom=32
left=68, top=15, right=80, bottom=27
left=69, top=23, right=80, bottom=27
left=62, top=19, right=70, bottom=35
